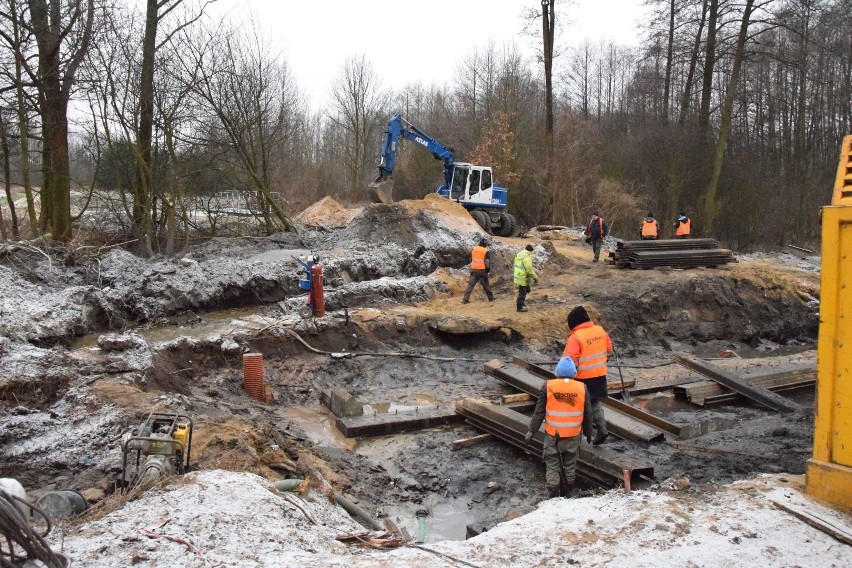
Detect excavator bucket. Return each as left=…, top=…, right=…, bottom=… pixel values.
left=368, top=178, right=394, bottom=204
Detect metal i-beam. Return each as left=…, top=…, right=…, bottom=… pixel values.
left=455, top=398, right=655, bottom=488
left=674, top=354, right=801, bottom=413
left=485, top=359, right=677, bottom=442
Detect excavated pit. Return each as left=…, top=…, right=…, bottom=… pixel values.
left=0, top=199, right=822, bottom=542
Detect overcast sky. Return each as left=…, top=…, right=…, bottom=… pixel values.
left=213, top=1, right=648, bottom=110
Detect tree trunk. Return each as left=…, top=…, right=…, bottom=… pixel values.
left=11, top=0, right=37, bottom=235
left=0, top=111, right=20, bottom=239
left=702, top=0, right=756, bottom=233
left=679, top=0, right=709, bottom=124
left=136, top=0, right=158, bottom=257
left=28, top=0, right=94, bottom=242
left=662, top=0, right=676, bottom=122
left=542, top=0, right=556, bottom=223
left=698, top=0, right=719, bottom=131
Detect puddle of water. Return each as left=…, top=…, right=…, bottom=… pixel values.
left=71, top=306, right=269, bottom=348
left=247, top=248, right=312, bottom=263
left=389, top=497, right=474, bottom=542
left=362, top=403, right=423, bottom=416
left=274, top=405, right=356, bottom=451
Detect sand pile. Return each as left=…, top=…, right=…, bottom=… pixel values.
left=295, top=196, right=363, bottom=230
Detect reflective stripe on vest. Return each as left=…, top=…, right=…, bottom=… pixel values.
left=544, top=378, right=586, bottom=437
left=642, top=220, right=658, bottom=237
left=471, top=246, right=487, bottom=270
left=676, top=218, right=691, bottom=236
left=571, top=325, right=609, bottom=379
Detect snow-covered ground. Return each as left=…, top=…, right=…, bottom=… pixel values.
left=51, top=470, right=851, bottom=567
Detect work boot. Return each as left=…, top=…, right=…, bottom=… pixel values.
left=517, top=306, right=528, bottom=312
left=488, top=295, right=495, bottom=302
left=566, top=484, right=580, bottom=499
left=592, top=432, right=609, bottom=446
left=547, top=486, right=560, bottom=499
left=462, top=299, right=469, bottom=304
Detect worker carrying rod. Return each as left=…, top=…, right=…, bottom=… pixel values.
left=525, top=357, right=593, bottom=499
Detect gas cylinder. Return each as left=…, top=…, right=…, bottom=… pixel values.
left=311, top=263, right=325, bottom=317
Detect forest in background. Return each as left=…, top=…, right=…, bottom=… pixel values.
left=0, top=0, right=849, bottom=253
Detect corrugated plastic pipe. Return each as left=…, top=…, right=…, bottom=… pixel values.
left=274, top=479, right=383, bottom=531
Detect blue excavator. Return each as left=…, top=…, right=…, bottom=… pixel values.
left=370, top=114, right=517, bottom=236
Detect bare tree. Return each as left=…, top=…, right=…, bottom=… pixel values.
left=328, top=55, right=386, bottom=202
left=702, top=0, right=762, bottom=232
left=27, top=0, right=95, bottom=241
left=180, top=21, right=299, bottom=231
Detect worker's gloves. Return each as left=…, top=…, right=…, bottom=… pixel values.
left=524, top=431, right=533, bottom=444
left=585, top=435, right=592, bottom=444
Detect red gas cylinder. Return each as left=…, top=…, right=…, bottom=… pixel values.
left=310, top=263, right=325, bottom=317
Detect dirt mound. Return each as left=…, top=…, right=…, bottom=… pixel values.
left=295, top=196, right=362, bottom=230
left=338, top=195, right=482, bottom=252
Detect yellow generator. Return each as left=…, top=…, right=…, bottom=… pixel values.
left=121, top=412, right=193, bottom=491
left=807, top=135, right=852, bottom=509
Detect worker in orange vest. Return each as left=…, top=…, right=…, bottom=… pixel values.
left=525, top=356, right=593, bottom=498
left=562, top=306, right=613, bottom=445
left=674, top=211, right=691, bottom=238
left=640, top=213, right=660, bottom=240
left=462, top=238, right=494, bottom=303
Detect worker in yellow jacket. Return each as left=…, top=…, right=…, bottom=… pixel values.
left=513, top=244, right=537, bottom=312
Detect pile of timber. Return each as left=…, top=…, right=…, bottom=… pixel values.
left=610, top=238, right=736, bottom=269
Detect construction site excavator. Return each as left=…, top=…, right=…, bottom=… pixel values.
left=370, top=114, right=517, bottom=236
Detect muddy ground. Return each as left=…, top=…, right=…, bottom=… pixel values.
left=0, top=196, right=822, bottom=541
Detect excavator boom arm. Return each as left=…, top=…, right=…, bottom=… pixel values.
left=376, top=115, right=454, bottom=188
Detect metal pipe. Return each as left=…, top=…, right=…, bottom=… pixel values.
left=273, top=479, right=383, bottom=531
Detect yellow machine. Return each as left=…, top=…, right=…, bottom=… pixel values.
left=121, top=412, right=193, bottom=492
left=807, top=135, right=852, bottom=509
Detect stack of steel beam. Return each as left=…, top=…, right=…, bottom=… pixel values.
left=609, top=238, right=736, bottom=269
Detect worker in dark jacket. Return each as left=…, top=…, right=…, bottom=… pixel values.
left=674, top=211, right=691, bottom=238
left=640, top=213, right=660, bottom=240
left=462, top=238, right=494, bottom=303
left=584, top=211, right=609, bottom=262
left=525, top=356, right=593, bottom=498
left=562, top=306, right=613, bottom=445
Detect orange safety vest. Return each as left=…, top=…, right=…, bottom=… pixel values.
left=544, top=378, right=586, bottom=438
left=586, top=216, right=605, bottom=236
left=470, top=246, right=488, bottom=270
left=641, top=219, right=658, bottom=237
left=676, top=218, right=691, bottom=236
left=565, top=325, right=610, bottom=379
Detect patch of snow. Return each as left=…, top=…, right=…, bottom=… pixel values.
left=51, top=472, right=852, bottom=568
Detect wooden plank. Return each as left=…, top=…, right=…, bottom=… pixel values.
left=451, top=433, right=493, bottom=450
left=673, top=354, right=800, bottom=413
left=335, top=407, right=464, bottom=437
left=771, top=498, right=852, bottom=546
left=501, top=393, right=532, bottom=404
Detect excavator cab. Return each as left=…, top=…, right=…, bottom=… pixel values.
left=443, top=164, right=498, bottom=204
